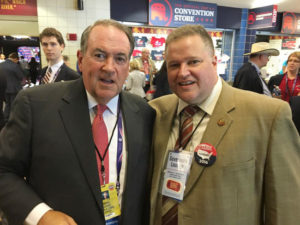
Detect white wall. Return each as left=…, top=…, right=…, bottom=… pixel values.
left=37, top=0, right=110, bottom=70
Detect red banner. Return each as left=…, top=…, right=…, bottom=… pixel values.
left=281, top=12, right=300, bottom=34
left=0, top=0, right=37, bottom=16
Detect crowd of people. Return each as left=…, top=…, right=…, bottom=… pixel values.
left=0, top=19, right=299, bottom=225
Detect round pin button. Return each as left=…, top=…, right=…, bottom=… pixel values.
left=194, top=143, right=217, bottom=167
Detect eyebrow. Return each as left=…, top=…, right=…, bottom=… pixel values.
left=94, top=48, right=128, bottom=58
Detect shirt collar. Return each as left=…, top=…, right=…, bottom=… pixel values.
left=249, top=61, right=260, bottom=75
left=49, top=60, right=64, bottom=71
left=86, top=90, right=119, bottom=116
left=177, top=76, right=222, bottom=116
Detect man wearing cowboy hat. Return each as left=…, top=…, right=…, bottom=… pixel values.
left=233, top=42, right=279, bottom=95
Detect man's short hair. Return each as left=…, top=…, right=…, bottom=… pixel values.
left=8, top=52, right=19, bottom=59
left=80, top=19, right=134, bottom=57
left=40, top=27, right=65, bottom=46
left=165, top=25, right=215, bottom=57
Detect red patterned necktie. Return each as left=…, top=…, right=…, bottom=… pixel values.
left=162, top=105, right=200, bottom=225
left=41, top=67, right=52, bottom=84
left=175, top=105, right=200, bottom=150
left=92, top=104, right=109, bottom=185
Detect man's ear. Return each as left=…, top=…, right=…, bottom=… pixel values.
left=77, top=50, right=83, bottom=72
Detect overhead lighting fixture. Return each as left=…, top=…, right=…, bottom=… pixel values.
left=11, top=35, right=30, bottom=39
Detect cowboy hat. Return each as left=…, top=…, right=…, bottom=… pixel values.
left=244, top=42, right=279, bottom=56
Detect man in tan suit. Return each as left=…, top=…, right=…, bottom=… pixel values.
left=149, top=24, right=300, bottom=225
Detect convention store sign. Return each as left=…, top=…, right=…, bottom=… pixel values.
left=149, top=0, right=217, bottom=28
left=248, top=5, right=277, bottom=29
left=281, top=12, right=300, bottom=34
left=0, top=0, right=37, bottom=16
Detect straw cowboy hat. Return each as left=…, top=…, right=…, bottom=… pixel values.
left=244, top=42, right=279, bottom=56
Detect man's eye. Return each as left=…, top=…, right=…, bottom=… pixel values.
left=95, top=53, right=106, bottom=60
left=168, top=63, right=179, bottom=69
left=115, top=56, right=127, bottom=64
left=188, top=60, right=200, bottom=65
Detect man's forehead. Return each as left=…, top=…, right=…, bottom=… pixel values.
left=41, top=36, right=59, bottom=43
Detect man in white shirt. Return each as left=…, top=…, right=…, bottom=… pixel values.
left=0, top=19, right=155, bottom=225
left=38, top=27, right=79, bottom=84
left=149, top=25, right=300, bottom=225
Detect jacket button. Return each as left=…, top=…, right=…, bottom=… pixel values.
left=217, top=119, right=225, bottom=126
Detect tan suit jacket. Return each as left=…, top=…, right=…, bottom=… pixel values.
left=149, top=80, right=300, bottom=225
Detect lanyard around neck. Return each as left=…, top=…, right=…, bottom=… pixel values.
left=285, top=74, right=298, bottom=97
left=178, top=111, right=207, bottom=151
left=94, top=102, right=123, bottom=188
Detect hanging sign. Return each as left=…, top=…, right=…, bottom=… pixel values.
left=281, top=12, right=300, bottom=34
left=248, top=5, right=277, bottom=29
left=149, top=0, right=217, bottom=28
left=0, top=0, right=37, bottom=16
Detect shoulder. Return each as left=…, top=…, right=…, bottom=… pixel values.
left=269, top=74, right=283, bottom=82
left=149, top=94, right=178, bottom=112
left=121, top=91, right=155, bottom=115
left=229, top=84, right=289, bottom=114
left=61, top=64, right=80, bottom=78
left=18, top=78, right=81, bottom=101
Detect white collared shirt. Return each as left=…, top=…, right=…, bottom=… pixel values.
left=166, top=76, right=222, bottom=153
left=47, top=60, right=64, bottom=83
left=86, top=91, right=127, bottom=206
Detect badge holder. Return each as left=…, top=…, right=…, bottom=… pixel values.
left=161, top=150, right=193, bottom=201
left=101, top=183, right=121, bottom=224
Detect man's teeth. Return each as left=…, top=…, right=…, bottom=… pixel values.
left=101, top=79, right=113, bottom=83
left=180, top=81, right=194, bottom=85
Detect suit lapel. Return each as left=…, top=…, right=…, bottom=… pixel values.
left=119, top=92, right=141, bottom=176
left=58, top=78, right=103, bottom=210
left=184, top=81, right=235, bottom=196
left=151, top=95, right=178, bottom=208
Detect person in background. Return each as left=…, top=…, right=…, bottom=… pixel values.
left=279, top=59, right=287, bottom=75
left=63, top=55, right=71, bottom=67
left=38, top=27, right=79, bottom=84
left=0, top=52, right=24, bottom=123
left=233, top=42, right=279, bottom=96
left=152, top=61, right=171, bottom=99
left=0, top=54, right=6, bottom=63
left=0, top=65, right=6, bottom=130
left=149, top=24, right=300, bottom=225
left=28, top=57, right=40, bottom=84
left=268, top=51, right=300, bottom=102
left=125, top=60, right=146, bottom=98
left=0, top=19, right=155, bottom=225
left=132, top=48, right=156, bottom=93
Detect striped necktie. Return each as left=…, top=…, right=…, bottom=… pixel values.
left=41, top=67, right=52, bottom=84
left=162, top=105, right=200, bottom=225
left=175, top=105, right=200, bottom=150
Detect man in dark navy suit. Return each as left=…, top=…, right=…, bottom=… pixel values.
left=0, top=20, right=155, bottom=225
left=233, top=42, right=279, bottom=96
left=38, top=27, right=79, bottom=84
left=0, top=52, right=24, bottom=123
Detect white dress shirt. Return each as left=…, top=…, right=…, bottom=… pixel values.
left=47, top=60, right=64, bottom=83
left=165, top=76, right=222, bottom=154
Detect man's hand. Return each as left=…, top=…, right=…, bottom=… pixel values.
left=38, top=210, right=77, bottom=225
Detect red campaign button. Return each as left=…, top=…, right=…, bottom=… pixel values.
left=167, top=179, right=181, bottom=192
left=194, top=143, right=217, bottom=167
